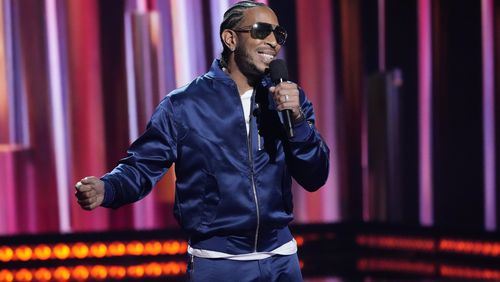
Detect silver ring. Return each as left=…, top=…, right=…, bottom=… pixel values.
left=285, top=95, right=289, bottom=102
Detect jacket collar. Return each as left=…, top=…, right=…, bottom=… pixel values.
left=205, top=59, right=273, bottom=88
left=204, top=60, right=233, bottom=84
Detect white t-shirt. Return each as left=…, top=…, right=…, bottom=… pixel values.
left=240, top=89, right=253, bottom=135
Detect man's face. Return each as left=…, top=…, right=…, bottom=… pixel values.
left=233, top=6, right=282, bottom=79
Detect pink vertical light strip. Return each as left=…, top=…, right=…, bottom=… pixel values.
left=45, top=0, right=71, bottom=233
left=361, top=92, right=370, bottom=221
left=210, top=1, right=230, bottom=60
left=155, top=0, right=177, bottom=93
left=125, top=0, right=141, bottom=141
left=133, top=12, right=159, bottom=230
left=170, top=0, right=192, bottom=86
left=150, top=12, right=166, bottom=101
left=67, top=0, right=108, bottom=231
left=9, top=0, right=29, bottom=147
left=0, top=151, right=15, bottom=234
left=0, top=0, right=9, bottom=144
left=296, top=0, right=338, bottom=222
left=3, top=0, right=15, bottom=144
left=361, top=0, right=370, bottom=218
left=418, top=0, right=433, bottom=226
left=378, top=0, right=386, bottom=71
left=482, top=0, right=496, bottom=231
left=187, top=1, right=206, bottom=75
left=136, top=0, right=147, bottom=12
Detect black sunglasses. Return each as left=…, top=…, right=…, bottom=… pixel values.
left=233, top=22, right=287, bottom=45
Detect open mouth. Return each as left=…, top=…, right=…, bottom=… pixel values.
left=257, top=50, right=275, bottom=64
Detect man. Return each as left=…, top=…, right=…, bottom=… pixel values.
left=75, top=1, right=329, bottom=281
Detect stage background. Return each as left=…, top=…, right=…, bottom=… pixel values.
left=0, top=0, right=499, bottom=236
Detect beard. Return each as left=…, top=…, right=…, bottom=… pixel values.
left=234, top=44, right=266, bottom=85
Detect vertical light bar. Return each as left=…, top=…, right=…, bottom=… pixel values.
left=296, top=0, right=338, bottom=222
left=170, top=0, right=192, bottom=86
left=0, top=151, right=15, bottom=234
left=378, top=0, right=386, bottom=71
left=3, top=0, right=15, bottom=144
left=482, top=0, right=496, bottom=231
left=149, top=11, right=165, bottom=100
left=0, top=0, right=9, bottom=144
left=361, top=96, right=370, bottom=221
left=155, top=0, right=177, bottom=94
left=189, top=1, right=206, bottom=75
left=210, top=0, right=229, bottom=60
left=136, top=0, right=147, bottom=12
left=418, top=0, right=433, bottom=226
left=45, top=0, right=71, bottom=233
left=9, top=0, right=29, bottom=146
left=124, top=0, right=141, bottom=141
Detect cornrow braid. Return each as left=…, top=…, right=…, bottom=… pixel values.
left=219, top=0, right=265, bottom=68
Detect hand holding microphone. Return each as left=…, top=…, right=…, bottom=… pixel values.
left=269, top=59, right=302, bottom=138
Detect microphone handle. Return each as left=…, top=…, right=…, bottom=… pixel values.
left=283, top=109, right=294, bottom=138
left=278, top=78, right=294, bottom=138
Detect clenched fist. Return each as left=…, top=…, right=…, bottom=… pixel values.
left=75, top=176, right=105, bottom=210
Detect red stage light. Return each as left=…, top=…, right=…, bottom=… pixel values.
left=72, top=243, right=89, bottom=259
left=33, top=268, right=51, bottom=281
left=126, top=241, right=144, bottom=256
left=72, top=266, right=89, bottom=280
left=89, top=243, right=107, bottom=258
left=145, top=241, right=162, bottom=255
left=0, top=246, right=13, bottom=262
left=90, top=265, right=107, bottom=280
left=108, top=242, right=126, bottom=256
left=34, top=245, right=51, bottom=260
left=0, top=270, right=14, bottom=282
left=14, top=246, right=32, bottom=261
left=14, top=269, right=32, bottom=281
left=53, top=266, right=70, bottom=281
left=53, top=244, right=70, bottom=260
left=108, top=266, right=126, bottom=279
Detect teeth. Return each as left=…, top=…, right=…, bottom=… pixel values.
left=259, top=53, right=274, bottom=64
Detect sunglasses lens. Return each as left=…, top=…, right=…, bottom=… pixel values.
left=249, top=23, right=287, bottom=45
left=273, top=26, right=287, bottom=45
left=251, top=23, right=273, bottom=39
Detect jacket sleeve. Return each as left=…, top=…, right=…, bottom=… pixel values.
left=286, top=90, right=330, bottom=192
left=100, top=96, right=178, bottom=209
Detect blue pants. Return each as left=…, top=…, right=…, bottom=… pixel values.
left=187, top=254, right=303, bottom=282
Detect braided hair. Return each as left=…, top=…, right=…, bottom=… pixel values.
left=219, top=1, right=265, bottom=68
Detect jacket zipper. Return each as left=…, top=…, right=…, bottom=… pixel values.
left=247, top=88, right=260, bottom=252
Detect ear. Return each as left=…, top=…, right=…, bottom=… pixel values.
left=221, top=29, right=237, bottom=52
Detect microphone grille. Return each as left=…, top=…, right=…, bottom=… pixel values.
left=269, top=59, right=289, bottom=83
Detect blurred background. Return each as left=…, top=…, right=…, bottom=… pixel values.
left=0, top=0, right=499, bottom=281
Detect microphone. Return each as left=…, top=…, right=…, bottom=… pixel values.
left=269, top=59, right=294, bottom=138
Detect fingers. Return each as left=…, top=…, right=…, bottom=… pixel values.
left=75, top=189, right=97, bottom=200
left=77, top=196, right=100, bottom=210
left=80, top=176, right=99, bottom=185
left=270, top=82, right=300, bottom=113
left=75, top=176, right=100, bottom=192
left=74, top=176, right=105, bottom=211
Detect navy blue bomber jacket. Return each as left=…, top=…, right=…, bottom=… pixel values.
left=101, top=59, right=330, bottom=255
